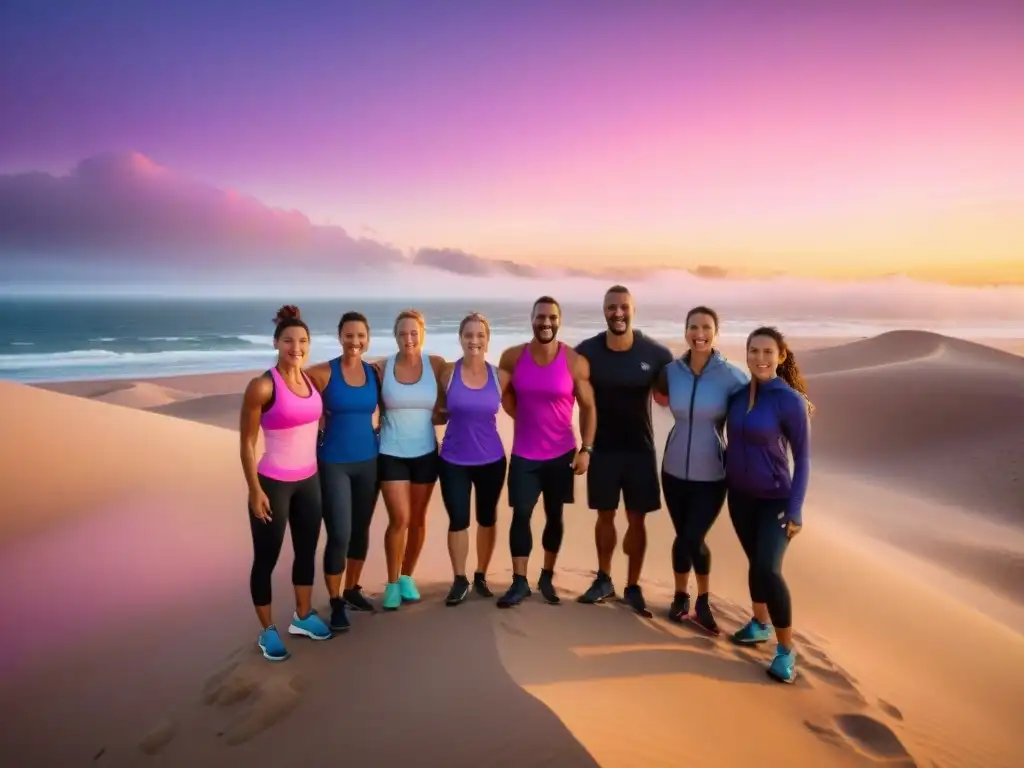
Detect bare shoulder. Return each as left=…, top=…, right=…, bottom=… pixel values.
left=305, top=360, right=332, bottom=391
left=498, top=343, right=527, bottom=372
left=428, top=354, right=447, bottom=374
left=243, top=372, right=273, bottom=406
left=565, top=346, right=590, bottom=378
left=439, top=359, right=456, bottom=387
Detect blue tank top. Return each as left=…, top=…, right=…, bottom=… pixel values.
left=318, top=358, right=380, bottom=464
left=440, top=360, right=505, bottom=466
left=379, top=352, right=438, bottom=458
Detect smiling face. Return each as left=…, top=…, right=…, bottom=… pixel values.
left=395, top=317, right=423, bottom=352
left=274, top=325, right=310, bottom=369
left=604, top=291, right=633, bottom=336
left=747, top=333, right=783, bottom=382
left=460, top=319, right=489, bottom=358
left=340, top=320, right=369, bottom=359
left=531, top=302, right=560, bottom=345
left=685, top=312, right=717, bottom=354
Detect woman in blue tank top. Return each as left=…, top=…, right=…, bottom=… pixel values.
left=306, top=311, right=382, bottom=628
left=437, top=313, right=511, bottom=605
left=372, top=309, right=447, bottom=611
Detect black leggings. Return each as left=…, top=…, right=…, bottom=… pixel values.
left=319, top=458, right=379, bottom=576
left=439, top=455, right=507, bottom=532
left=728, top=490, right=793, bottom=628
left=249, top=473, right=323, bottom=606
left=507, top=450, right=575, bottom=559
left=662, top=472, right=727, bottom=576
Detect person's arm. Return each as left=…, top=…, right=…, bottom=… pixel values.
left=305, top=361, right=331, bottom=435
left=431, top=356, right=451, bottom=426
left=239, top=374, right=273, bottom=518
left=498, top=345, right=523, bottom=419
left=568, top=348, right=596, bottom=449
left=651, top=343, right=674, bottom=406
left=779, top=392, right=811, bottom=527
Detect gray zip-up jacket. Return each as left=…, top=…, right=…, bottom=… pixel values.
left=662, top=350, right=749, bottom=482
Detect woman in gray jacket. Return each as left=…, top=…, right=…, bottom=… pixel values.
left=654, top=306, right=749, bottom=633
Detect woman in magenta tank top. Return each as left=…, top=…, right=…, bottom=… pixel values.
left=239, top=305, right=333, bottom=662
left=437, top=313, right=511, bottom=605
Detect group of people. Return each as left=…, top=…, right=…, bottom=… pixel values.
left=238, top=286, right=812, bottom=684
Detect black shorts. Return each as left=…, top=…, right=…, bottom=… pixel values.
left=378, top=449, right=439, bottom=485
left=586, top=449, right=661, bottom=513
left=507, top=449, right=575, bottom=511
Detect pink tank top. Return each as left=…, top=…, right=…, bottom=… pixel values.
left=511, top=343, right=577, bottom=460
left=257, top=367, right=323, bottom=482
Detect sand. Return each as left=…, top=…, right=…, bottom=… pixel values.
left=2, top=331, right=1023, bottom=767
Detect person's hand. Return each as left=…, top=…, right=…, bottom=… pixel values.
left=249, top=489, right=272, bottom=523
left=785, top=520, right=802, bottom=539
left=572, top=449, right=590, bottom=475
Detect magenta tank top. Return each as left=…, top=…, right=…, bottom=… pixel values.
left=257, top=367, right=323, bottom=482
left=510, top=343, right=577, bottom=460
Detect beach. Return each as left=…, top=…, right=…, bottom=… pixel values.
left=2, top=330, right=1023, bottom=767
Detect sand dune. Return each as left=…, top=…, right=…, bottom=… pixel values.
left=91, top=381, right=200, bottom=409
left=3, top=333, right=1024, bottom=767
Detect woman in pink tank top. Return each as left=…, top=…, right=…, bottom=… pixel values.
left=239, top=305, right=333, bottom=662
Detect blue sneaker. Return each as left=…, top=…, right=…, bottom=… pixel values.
left=731, top=618, right=772, bottom=645
left=398, top=575, right=420, bottom=602
left=257, top=625, right=290, bottom=661
left=767, top=644, right=797, bottom=683
left=288, top=609, right=332, bottom=640
left=382, top=581, right=402, bottom=610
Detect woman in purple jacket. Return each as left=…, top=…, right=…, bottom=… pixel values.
left=724, top=326, right=812, bottom=684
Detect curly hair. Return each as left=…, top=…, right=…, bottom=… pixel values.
left=747, top=325, right=814, bottom=415
left=272, top=304, right=309, bottom=340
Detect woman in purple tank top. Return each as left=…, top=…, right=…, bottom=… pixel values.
left=436, top=313, right=512, bottom=605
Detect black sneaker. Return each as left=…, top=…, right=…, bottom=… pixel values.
left=690, top=593, right=720, bottom=635
left=329, top=596, right=351, bottom=632
left=538, top=569, right=560, bottom=604
left=668, top=591, right=691, bottom=623
left=473, top=571, right=493, bottom=598
left=497, top=575, right=532, bottom=608
left=342, top=585, right=375, bottom=612
left=577, top=571, right=615, bottom=604
left=622, top=584, right=649, bottom=615
left=445, top=575, right=471, bottom=606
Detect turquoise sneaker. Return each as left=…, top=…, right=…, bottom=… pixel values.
left=258, top=625, right=290, bottom=661
left=288, top=609, right=332, bottom=641
left=731, top=618, right=772, bottom=645
left=767, top=644, right=797, bottom=683
left=398, top=575, right=420, bottom=602
left=382, top=581, right=402, bottom=610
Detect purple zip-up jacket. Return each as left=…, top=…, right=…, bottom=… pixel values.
left=724, top=377, right=811, bottom=524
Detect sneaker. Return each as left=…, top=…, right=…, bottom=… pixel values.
left=343, top=585, right=375, bottom=612
left=329, top=597, right=351, bottom=632
left=445, top=575, right=470, bottom=606
left=257, top=625, right=290, bottom=662
left=767, top=644, right=797, bottom=683
left=690, top=593, right=720, bottom=635
left=622, top=584, right=648, bottom=614
left=668, top=591, right=691, bottom=622
left=497, top=576, right=532, bottom=608
left=288, top=609, right=332, bottom=641
left=398, top=574, right=420, bottom=602
left=382, top=582, right=402, bottom=610
left=731, top=618, right=772, bottom=645
left=577, top=571, right=615, bottom=604
left=473, top=571, right=493, bottom=598
left=538, top=569, right=560, bottom=604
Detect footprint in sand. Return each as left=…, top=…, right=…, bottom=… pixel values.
left=832, top=713, right=915, bottom=764
left=877, top=699, right=904, bottom=721
left=199, top=655, right=305, bottom=746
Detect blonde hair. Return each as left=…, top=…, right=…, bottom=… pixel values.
left=393, top=308, right=426, bottom=337
left=458, top=312, right=491, bottom=339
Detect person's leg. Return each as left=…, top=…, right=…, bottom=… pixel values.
left=400, top=451, right=438, bottom=599
left=319, top=462, right=352, bottom=598
left=379, top=455, right=412, bottom=609
left=683, top=479, right=728, bottom=633
left=286, top=473, right=332, bottom=640
left=727, top=491, right=773, bottom=645
left=250, top=475, right=291, bottom=660
left=619, top=450, right=660, bottom=612
left=472, top=455, right=507, bottom=597
left=342, top=458, right=379, bottom=611
left=537, top=449, right=575, bottom=604
left=661, top=471, right=693, bottom=620
left=497, top=455, right=542, bottom=607
left=439, top=457, right=473, bottom=604
left=579, top=450, right=619, bottom=603
left=752, top=500, right=797, bottom=681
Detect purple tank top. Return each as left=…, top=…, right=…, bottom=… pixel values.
left=440, top=360, right=505, bottom=465
left=511, top=343, right=577, bottom=461
left=257, top=367, right=323, bottom=482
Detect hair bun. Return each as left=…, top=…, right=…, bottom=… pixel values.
left=273, top=304, right=301, bottom=325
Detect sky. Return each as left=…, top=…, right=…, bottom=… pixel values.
left=1, top=0, right=1022, bottom=285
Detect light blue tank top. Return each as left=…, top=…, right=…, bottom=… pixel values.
left=379, top=352, right=438, bottom=458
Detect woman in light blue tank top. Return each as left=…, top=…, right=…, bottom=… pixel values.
left=372, top=309, right=447, bottom=611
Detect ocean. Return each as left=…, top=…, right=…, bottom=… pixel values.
left=2, top=296, right=1023, bottom=383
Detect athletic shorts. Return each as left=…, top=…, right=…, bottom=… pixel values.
left=378, top=449, right=439, bottom=485
left=586, top=449, right=661, bottom=513
left=507, top=449, right=575, bottom=511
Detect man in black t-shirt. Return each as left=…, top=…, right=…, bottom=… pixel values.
left=574, top=285, right=673, bottom=614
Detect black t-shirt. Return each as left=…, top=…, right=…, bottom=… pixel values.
left=575, top=330, right=674, bottom=453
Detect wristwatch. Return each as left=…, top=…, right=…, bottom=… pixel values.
left=578, top=445, right=593, bottom=455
